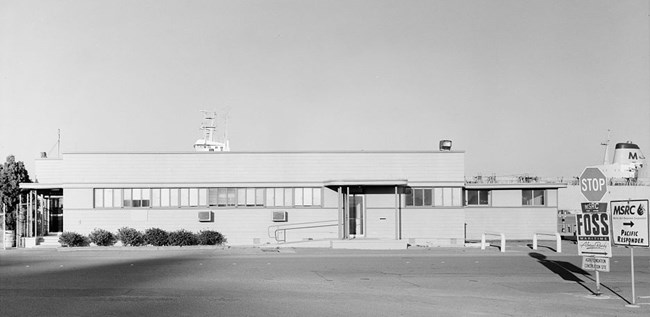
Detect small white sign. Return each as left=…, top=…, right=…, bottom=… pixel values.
left=582, top=256, right=610, bottom=272
left=611, top=199, right=649, bottom=248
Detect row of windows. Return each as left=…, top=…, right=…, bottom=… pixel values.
left=404, top=187, right=463, bottom=207
left=465, top=189, right=547, bottom=206
left=93, top=187, right=322, bottom=208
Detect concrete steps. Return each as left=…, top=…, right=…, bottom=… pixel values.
left=34, top=234, right=61, bottom=248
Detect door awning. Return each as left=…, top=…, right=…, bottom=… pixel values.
left=324, top=179, right=408, bottom=187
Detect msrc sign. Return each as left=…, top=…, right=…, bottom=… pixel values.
left=611, top=200, right=649, bottom=247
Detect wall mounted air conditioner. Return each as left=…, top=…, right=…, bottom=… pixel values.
left=272, top=211, right=288, bottom=222
left=198, top=211, right=213, bottom=222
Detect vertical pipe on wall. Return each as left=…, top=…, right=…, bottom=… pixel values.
left=394, top=186, right=400, bottom=240
left=27, top=191, right=32, bottom=237
left=343, top=187, right=350, bottom=239
left=337, top=186, right=343, bottom=240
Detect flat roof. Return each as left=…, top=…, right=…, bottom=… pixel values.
left=465, top=183, right=567, bottom=189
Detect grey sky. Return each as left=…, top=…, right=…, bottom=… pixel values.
left=1, top=0, right=648, bottom=178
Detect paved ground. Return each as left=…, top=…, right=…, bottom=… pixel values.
left=1, top=241, right=649, bottom=317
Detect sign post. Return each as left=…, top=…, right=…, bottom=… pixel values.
left=577, top=167, right=610, bottom=296
left=610, top=199, right=649, bottom=307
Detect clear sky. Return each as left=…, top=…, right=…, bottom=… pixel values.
left=1, top=0, right=648, bottom=179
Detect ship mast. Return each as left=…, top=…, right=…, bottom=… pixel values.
left=600, top=129, right=611, bottom=164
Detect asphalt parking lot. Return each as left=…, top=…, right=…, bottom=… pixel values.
left=1, top=241, right=649, bottom=317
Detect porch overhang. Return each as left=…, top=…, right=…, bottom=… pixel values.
left=324, top=179, right=408, bottom=187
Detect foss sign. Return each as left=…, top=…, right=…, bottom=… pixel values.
left=580, top=167, right=608, bottom=202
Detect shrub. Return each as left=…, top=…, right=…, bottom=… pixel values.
left=144, top=228, right=169, bottom=246
left=167, top=229, right=199, bottom=246
left=197, top=230, right=226, bottom=245
left=58, top=231, right=90, bottom=247
left=88, top=228, right=117, bottom=246
left=116, top=227, right=145, bottom=246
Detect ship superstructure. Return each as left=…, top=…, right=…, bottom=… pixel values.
left=193, top=111, right=230, bottom=152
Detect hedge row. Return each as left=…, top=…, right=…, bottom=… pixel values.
left=58, top=228, right=226, bottom=247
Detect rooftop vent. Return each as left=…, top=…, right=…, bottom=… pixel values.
left=439, top=140, right=452, bottom=151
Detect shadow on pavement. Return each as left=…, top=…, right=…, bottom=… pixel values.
left=528, top=252, right=632, bottom=304
left=529, top=252, right=594, bottom=293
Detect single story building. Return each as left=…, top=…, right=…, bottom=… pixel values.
left=19, top=148, right=566, bottom=247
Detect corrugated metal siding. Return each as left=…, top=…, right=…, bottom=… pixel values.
left=365, top=209, right=395, bottom=239
left=401, top=208, right=465, bottom=239
left=34, top=159, right=64, bottom=184
left=64, top=207, right=339, bottom=245
left=61, top=152, right=464, bottom=185
left=465, top=207, right=557, bottom=240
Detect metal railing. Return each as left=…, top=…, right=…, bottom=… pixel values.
left=481, top=232, right=506, bottom=252
left=532, top=232, right=562, bottom=253
left=268, top=220, right=339, bottom=243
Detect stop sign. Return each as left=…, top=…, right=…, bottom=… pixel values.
left=579, top=167, right=608, bottom=201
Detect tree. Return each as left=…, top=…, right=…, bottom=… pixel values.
left=0, top=155, right=31, bottom=230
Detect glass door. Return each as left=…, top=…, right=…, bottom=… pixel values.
left=348, top=195, right=364, bottom=237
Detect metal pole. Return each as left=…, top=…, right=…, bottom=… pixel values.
left=2, top=204, right=5, bottom=250
left=595, top=270, right=601, bottom=295
left=337, top=187, right=342, bottom=240
left=394, top=186, right=399, bottom=240
left=631, top=247, right=636, bottom=305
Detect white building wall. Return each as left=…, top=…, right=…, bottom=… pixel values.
left=465, top=207, right=557, bottom=240
left=401, top=208, right=465, bottom=245
left=61, top=151, right=464, bottom=184
left=49, top=151, right=466, bottom=245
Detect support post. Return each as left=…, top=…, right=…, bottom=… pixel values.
left=394, top=186, right=399, bottom=240
left=337, top=187, right=343, bottom=240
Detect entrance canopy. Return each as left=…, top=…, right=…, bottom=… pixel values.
left=324, top=179, right=408, bottom=188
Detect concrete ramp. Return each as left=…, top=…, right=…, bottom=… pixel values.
left=331, top=239, right=408, bottom=250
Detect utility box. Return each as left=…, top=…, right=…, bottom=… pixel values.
left=272, top=211, right=288, bottom=222
left=198, top=211, right=213, bottom=222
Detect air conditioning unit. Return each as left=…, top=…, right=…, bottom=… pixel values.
left=198, top=211, right=213, bottom=222
left=272, top=211, right=288, bottom=222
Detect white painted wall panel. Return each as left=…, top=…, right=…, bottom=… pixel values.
left=465, top=207, right=557, bottom=240
left=34, top=159, right=63, bottom=184
left=491, top=190, right=522, bottom=207
left=365, top=209, right=395, bottom=239
left=61, top=152, right=464, bottom=185
left=63, top=207, right=339, bottom=245
left=401, top=208, right=465, bottom=240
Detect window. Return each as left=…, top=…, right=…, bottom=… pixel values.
left=94, top=189, right=103, bottom=208
left=199, top=188, right=208, bottom=206
left=123, top=189, right=132, bottom=207
left=255, top=188, right=265, bottom=206
left=151, top=189, right=161, bottom=207
left=180, top=188, right=190, bottom=207
left=113, top=189, right=122, bottom=207
left=141, top=189, right=151, bottom=207
left=275, top=188, right=284, bottom=207
left=294, top=188, right=303, bottom=205
left=266, top=188, right=275, bottom=206
left=170, top=188, right=179, bottom=207
left=161, top=189, right=170, bottom=207
left=466, top=190, right=490, bottom=206
left=103, top=189, right=113, bottom=208
left=523, top=189, right=545, bottom=206
left=406, top=187, right=462, bottom=207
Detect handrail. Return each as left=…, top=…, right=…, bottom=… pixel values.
left=268, top=220, right=339, bottom=243
left=481, top=232, right=506, bottom=252
left=532, top=232, right=562, bottom=253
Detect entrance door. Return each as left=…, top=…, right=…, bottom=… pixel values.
left=48, top=198, right=63, bottom=233
left=348, top=195, right=364, bottom=237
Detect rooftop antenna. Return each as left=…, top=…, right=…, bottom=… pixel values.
left=600, top=129, right=611, bottom=164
